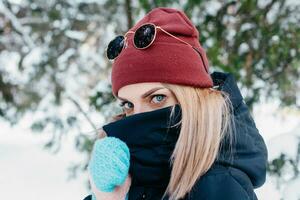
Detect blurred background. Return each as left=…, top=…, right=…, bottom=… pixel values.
left=0, top=0, right=299, bottom=199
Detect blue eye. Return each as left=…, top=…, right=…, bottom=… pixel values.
left=151, top=94, right=166, bottom=103
left=119, top=101, right=133, bottom=110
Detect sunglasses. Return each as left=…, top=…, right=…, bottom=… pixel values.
left=106, top=23, right=207, bottom=71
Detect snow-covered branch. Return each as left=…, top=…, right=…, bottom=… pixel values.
left=0, top=1, right=35, bottom=49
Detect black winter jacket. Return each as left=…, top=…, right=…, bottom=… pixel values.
left=83, top=71, right=268, bottom=200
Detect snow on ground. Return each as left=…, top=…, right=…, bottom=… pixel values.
left=0, top=121, right=91, bottom=200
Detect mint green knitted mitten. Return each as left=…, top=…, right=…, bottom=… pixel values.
left=88, top=137, right=130, bottom=193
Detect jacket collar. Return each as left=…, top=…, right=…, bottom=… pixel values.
left=211, top=71, right=244, bottom=109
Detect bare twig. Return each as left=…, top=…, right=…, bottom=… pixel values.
left=67, top=96, right=98, bottom=132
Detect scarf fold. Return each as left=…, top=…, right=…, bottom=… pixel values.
left=102, top=104, right=182, bottom=187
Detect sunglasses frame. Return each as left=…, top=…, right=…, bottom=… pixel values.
left=107, top=22, right=208, bottom=73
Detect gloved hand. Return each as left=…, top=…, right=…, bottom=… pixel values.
left=88, top=136, right=131, bottom=200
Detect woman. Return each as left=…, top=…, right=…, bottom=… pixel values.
left=83, top=7, right=268, bottom=200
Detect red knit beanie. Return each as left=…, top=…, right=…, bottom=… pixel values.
left=110, top=7, right=213, bottom=97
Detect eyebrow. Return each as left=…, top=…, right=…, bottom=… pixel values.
left=118, top=87, right=165, bottom=101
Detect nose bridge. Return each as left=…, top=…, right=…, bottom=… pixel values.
left=134, top=103, right=148, bottom=115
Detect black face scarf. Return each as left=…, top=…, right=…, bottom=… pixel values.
left=102, top=104, right=182, bottom=187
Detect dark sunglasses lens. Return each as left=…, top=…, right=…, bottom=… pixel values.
left=107, top=35, right=125, bottom=59
left=134, top=24, right=155, bottom=48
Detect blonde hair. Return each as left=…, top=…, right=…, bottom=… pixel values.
left=161, top=83, right=235, bottom=200
left=105, top=83, right=236, bottom=200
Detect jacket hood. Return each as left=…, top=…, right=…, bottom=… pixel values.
left=211, top=71, right=268, bottom=188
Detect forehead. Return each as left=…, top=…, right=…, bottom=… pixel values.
left=118, top=82, right=165, bottom=98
